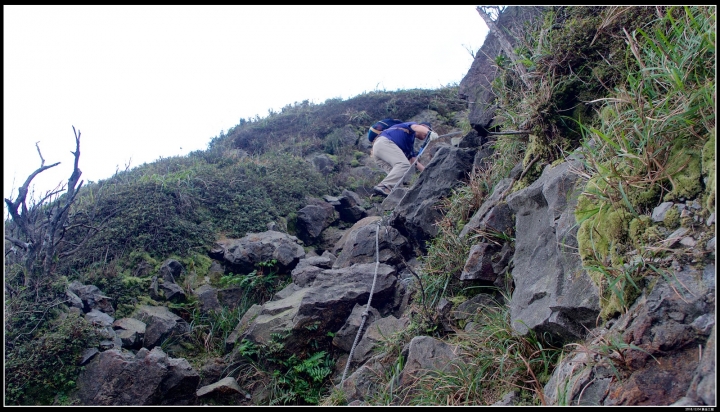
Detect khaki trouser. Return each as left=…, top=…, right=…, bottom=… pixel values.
left=372, top=136, right=410, bottom=191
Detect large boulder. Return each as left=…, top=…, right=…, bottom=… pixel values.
left=238, top=263, right=397, bottom=354
left=113, top=317, right=146, bottom=350
left=459, top=177, right=515, bottom=239
left=131, top=305, right=191, bottom=349
left=194, top=284, right=221, bottom=314
left=545, top=263, right=715, bottom=406
left=506, top=159, right=600, bottom=342
left=291, top=254, right=336, bottom=287
left=397, top=336, right=466, bottom=387
left=340, top=355, right=392, bottom=404
left=213, top=230, right=306, bottom=273
left=196, top=376, right=248, bottom=399
left=159, top=259, right=184, bottom=283
left=349, top=315, right=409, bottom=366
left=391, top=146, right=477, bottom=253
left=74, top=347, right=199, bottom=405
left=337, top=189, right=367, bottom=222
left=296, top=198, right=338, bottom=245
left=332, top=303, right=381, bottom=353
left=332, top=219, right=411, bottom=270
left=68, top=281, right=115, bottom=315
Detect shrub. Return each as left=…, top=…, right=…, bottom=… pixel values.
left=5, top=312, right=100, bottom=405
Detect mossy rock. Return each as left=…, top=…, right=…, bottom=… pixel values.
left=663, top=140, right=703, bottom=202
left=663, top=207, right=681, bottom=230
left=576, top=175, right=639, bottom=320
left=628, top=215, right=662, bottom=249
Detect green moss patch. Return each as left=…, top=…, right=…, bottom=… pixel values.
left=663, top=140, right=703, bottom=202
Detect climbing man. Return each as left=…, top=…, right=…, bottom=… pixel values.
left=372, top=121, right=439, bottom=197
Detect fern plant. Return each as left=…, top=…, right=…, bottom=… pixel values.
left=270, top=351, right=335, bottom=405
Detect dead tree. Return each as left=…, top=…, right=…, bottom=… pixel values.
left=5, top=126, right=85, bottom=287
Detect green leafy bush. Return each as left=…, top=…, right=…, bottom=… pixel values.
left=55, top=152, right=331, bottom=277
left=5, top=312, right=99, bottom=405
left=271, top=351, right=334, bottom=405
left=219, top=260, right=286, bottom=304
left=574, top=6, right=715, bottom=319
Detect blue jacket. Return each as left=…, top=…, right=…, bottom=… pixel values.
left=379, top=122, right=420, bottom=159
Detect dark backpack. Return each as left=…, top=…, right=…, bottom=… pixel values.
left=368, top=118, right=403, bottom=143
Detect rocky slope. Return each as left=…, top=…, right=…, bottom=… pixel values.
left=18, top=6, right=714, bottom=406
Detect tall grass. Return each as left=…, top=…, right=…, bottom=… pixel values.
left=392, top=293, right=561, bottom=406
left=573, top=6, right=715, bottom=318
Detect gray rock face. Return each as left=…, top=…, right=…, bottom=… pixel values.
left=296, top=198, right=338, bottom=245
left=459, top=177, right=515, bottom=239
left=332, top=220, right=410, bottom=270
left=225, top=304, right=263, bottom=352
left=350, top=315, right=409, bottom=365
left=159, top=259, right=184, bottom=283
left=196, top=376, right=246, bottom=398
left=194, top=284, right=221, bottom=314
left=458, top=129, right=485, bottom=149
left=340, top=356, right=391, bottom=404
left=159, top=281, right=186, bottom=303
left=398, top=336, right=465, bottom=387
left=85, top=309, right=115, bottom=327
left=332, top=216, right=380, bottom=257
left=68, top=281, right=115, bottom=315
left=319, top=226, right=345, bottom=252
left=239, top=263, right=397, bottom=354
left=74, top=347, right=199, bottom=405
left=290, top=253, right=335, bottom=287
left=332, top=303, right=381, bottom=353
left=197, top=357, right=226, bottom=387
left=460, top=242, right=498, bottom=282
left=337, top=189, right=367, bottom=222
left=458, top=6, right=545, bottom=129
left=291, top=263, right=325, bottom=287
left=391, top=146, right=477, bottom=253
left=66, top=289, right=84, bottom=310
left=506, top=159, right=600, bottom=341
left=684, top=323, right=716, bottom=406
left=132, top=305, right=190, bottom=349
left=545, top=263, right=715, bottom=406
left=113, top=317, right=147, bottom=349
left=216, top=230, right=306, bottom=273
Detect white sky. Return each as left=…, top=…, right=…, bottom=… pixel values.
left=4, top=5, right=488, bottom=207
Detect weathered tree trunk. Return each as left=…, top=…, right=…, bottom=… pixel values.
left=4, top=126, right=84, bottom=286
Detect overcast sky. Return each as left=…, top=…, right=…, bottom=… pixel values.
left=4, top=5, right=489, bottom=207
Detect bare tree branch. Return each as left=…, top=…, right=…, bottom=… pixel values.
left=58, top=208, right=119, bottom=258
left=42, top=127, right=84, bottom=276
left=4, top=161, right=61, bottom=236
left=4, top=235, right=31, bottom=250
left=4, top=126, right=91, bottom=286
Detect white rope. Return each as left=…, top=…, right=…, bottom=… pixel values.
left=340, top=221, right=381, bottom=384
left=340, top=132, right=450, bottom=385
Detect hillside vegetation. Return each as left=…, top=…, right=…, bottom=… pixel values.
left=4, top=6, right=715, bottom=406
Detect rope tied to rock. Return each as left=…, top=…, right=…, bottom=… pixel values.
left=340, top=220, right=382, bottom=385
left=340, top=135, right=436, bottom=385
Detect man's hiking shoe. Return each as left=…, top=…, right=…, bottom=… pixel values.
left=373, top=186, right=391, bottom=197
